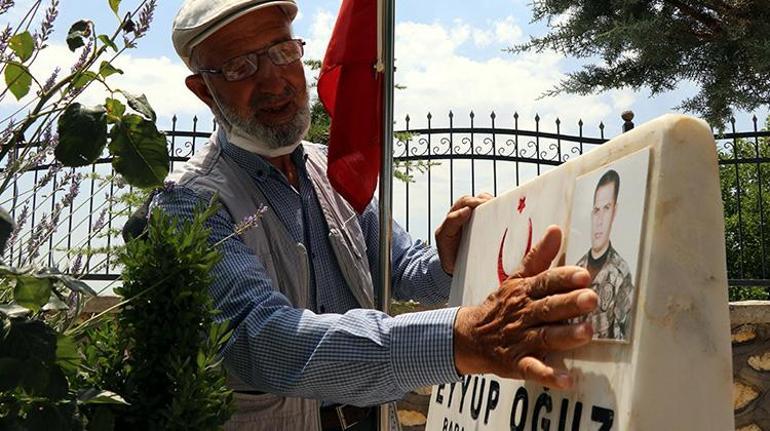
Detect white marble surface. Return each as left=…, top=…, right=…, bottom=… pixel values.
left=427, top=114, right=734, bottom=430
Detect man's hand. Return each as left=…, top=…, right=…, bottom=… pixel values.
left=453, top=225, right=598, bottom=390
left=435, top=193, right=494, bottom=275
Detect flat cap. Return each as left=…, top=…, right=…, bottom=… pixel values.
left=172, top=0, right=298, bottom=69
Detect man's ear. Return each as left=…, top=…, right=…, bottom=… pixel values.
left=185, top=74, right=215, bottom=107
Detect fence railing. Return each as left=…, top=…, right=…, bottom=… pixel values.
left=1, top=112, right=768, bottom=295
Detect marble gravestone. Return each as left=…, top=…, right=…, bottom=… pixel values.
left=425, top=115, right=734, bottom=430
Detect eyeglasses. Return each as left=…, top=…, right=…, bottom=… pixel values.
left=196, top=39, right=306, bottom=82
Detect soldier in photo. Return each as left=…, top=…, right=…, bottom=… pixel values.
left=576, top=169, right=635, bottom=341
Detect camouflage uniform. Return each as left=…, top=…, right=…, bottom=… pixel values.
left=576, top=244, right=635, bottom=340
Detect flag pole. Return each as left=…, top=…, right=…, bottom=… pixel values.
left=376, top=0, right=396, bottom=429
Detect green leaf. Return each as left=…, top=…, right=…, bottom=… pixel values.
left=120, top=90, right=156, bottom=122
left=0, top=358, right=23, bottom=391
left=55, top=103, right=108, bottom=167
left=109, top=114, right=169, bottom=188
left=88, top=407, right=115, bottom=431
left=78, top=389, right=129, bottom=405
left=0, top=303, right=30, bottom=318
left=98, top=61, right=123, bottom=78
left=56, top=334, right=80, bottom=374
left=98, top=34, right=118, bottom=52
left=4, top=62, right=32, bottom=100
left=67, top=20, right=91, bottom=51
left=0, top=206, right=14, bottom=255
left=9, top=31, right=34, bottom=62
left=13, top=275, right=52, bottom=313
left=58, top=274, right=98, bottom=296
left=105, top=97, right=126, bottom=121
left=108, top=0, right=121, bottom=15
left=72, top=70, right=99, bottom=89
left=0, top=265, right=27, bottom=276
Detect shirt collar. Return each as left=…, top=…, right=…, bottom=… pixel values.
left=217, top=127, right=308, bottom=184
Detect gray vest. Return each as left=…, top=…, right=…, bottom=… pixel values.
left=168, top=134, right=378, bottom=430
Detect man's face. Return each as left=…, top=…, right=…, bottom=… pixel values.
left=591, top=182, right=617, bottom=255
left=191, top=7, right=309, bottom=148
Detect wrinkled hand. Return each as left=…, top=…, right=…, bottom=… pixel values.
left=453, top=225, right=598, bottom=389
left=435, top=193, right=494, bottom=275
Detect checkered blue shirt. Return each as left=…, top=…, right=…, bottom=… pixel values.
left=151, top=134, right=461, bottom=406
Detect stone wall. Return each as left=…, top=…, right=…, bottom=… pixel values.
left=397, top=301, right=770, bottom=430
left=732, top=301, right=770, bottom=431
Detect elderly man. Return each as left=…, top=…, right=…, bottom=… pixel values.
left=576, top=169, right=634, bottom=341
left=157, top=0, right=599, bottom=429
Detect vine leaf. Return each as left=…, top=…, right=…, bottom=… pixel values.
left=0, top=303, right=30, bottom=318
left=120, top=90, right=156, bottom=122
left=0, top=358, right=23, bottom=391
left=72, top=70, right=99, bottom=89
left=4, top=62, right=32, bottom=100
left=66, top=20, right=91, bottom=51
left=109, top=114, right=169, bottom=188
left=13, top=275, right=52, bottom=313
left=98, top=34, right=118, bottom=52
left=55, top=334, right=80, bottom=374
left=78, top=388, right=129, bottom=405
left=99, top=61, right=123, bottom=78
left=9, top=31, right=34, bottom=62
left=105, top=97, right=126, bottom=122
left=108, top=0, right=121, bottom=15
left=55, top=103, right=108, bottom=167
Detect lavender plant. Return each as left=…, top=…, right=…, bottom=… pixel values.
left=0, top=0, right=168, bottom=428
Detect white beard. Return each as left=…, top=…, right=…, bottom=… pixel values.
left=210, top=87, right=311, bottom=157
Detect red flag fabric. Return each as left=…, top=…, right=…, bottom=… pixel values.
left=317, top=0, right=382, bottom=213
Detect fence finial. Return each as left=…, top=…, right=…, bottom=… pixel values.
left=622, top=110, right=635, bottom=133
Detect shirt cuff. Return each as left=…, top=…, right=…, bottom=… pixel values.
left=428, top=253, right=454, bottom=288
left=389, top=307, right=462, bottom=392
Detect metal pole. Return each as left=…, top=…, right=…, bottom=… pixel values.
left=377, top=0, right=396, bottom=428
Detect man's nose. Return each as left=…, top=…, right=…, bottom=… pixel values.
left=253, top=57, right=285, bottom=93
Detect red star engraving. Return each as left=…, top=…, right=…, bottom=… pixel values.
left=517, top=196, right=526, bottom=213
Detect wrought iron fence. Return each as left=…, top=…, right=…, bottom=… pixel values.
left=1, top=112, right=768, bottom=295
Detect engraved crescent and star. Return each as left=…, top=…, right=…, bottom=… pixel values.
left=497, top=196, right=533, bottom=283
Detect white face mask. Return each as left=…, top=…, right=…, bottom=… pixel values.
left=225, top=122, right=302, bottom=158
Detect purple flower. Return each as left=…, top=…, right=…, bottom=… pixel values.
left=35, top=163, right=62, bottom=191
left=133, top=0, right=156, bottom=39
left=70, top=39, right=92, bottom=73
left=41, top=66, right=59, bottom=93
left=70, top=253, right=82, bottom=276
left=7, top=203, right=28, bottom=248
left=235, top=205, right=268, bottom=235
left=0, top=1, right=13, bottom=16
left=92, top=207, right=107, bottom=232
left=60, top=173, right=82, bottom=208
left=35, top=0, right=58, bottom=48
left=0, top=24, right=12, bottom=55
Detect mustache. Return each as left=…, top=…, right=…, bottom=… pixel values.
left=250, top=86, right=297, bottom=109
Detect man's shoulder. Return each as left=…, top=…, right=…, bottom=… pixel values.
left=607, top=246, right=633, bottom=278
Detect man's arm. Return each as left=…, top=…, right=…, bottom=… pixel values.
left=357, top=198, right=453, bottom=305
left=151, top=187, right=461, bottom=406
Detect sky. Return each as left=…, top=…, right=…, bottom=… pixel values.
left=3, top=0, right=767, bottom=136
left=2, top=0, right=768, bottom=246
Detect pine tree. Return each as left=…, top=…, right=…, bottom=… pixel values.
left=511, top=0, right=770, bottom=127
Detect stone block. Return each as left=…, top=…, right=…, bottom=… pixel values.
left=426, top=115, right=734, bottom=430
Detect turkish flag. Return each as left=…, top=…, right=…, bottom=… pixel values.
left=317, top=0, right=382, bottom=213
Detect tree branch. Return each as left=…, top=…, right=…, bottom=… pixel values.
left=661, top=0, right=723, bottom=32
